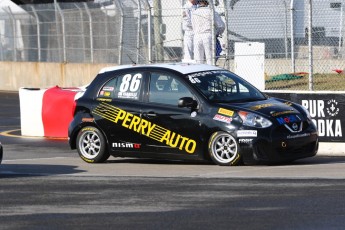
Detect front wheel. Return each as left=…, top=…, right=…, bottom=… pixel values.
left=208, top=131, right=242, bottom=166
left=76, top=126, right=109, bottom=163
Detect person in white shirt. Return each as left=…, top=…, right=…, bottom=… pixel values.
left=182, top=0, right=198, bottom=61
left=191, top=0, right=225, bottom=65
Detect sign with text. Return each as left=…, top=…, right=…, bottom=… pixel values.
left=266, top=92, right=345, bottom=142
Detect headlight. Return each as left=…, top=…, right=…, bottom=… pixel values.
left=238, top=111, right=272, bottom=128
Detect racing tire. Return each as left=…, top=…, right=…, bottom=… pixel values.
left=208, top=131, right=242, bottom=166
left=76, top=126, right=110, bottom=163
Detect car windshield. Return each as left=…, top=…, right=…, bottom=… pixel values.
left=187, top=70, right=267, bottom=103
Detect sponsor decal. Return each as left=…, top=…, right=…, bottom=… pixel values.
left=104, top=91, right=111, bottom=97
left=270, top=110, right=296, bottom=117
left=188, top=75, right=201, bottom=83
left=118, top=91, right=138, bottom=99
left=302, top=99, right=342, bottom=137
left=218, top=108, right=234, bottom=117
left=93, top=102, right=197, bottom=154
left=276, top=114, right=301, bottom=125
left=112, top=142, right=141, bottom=149
left=250, top=103, right=274, bottom=111
left=103, top=86, right=114, bottom=91
left=326, top=99, right=339, bottom=117
left=238, top=138, right=253, bottom=143
left=96, top=98, right=112, bottom=102
left=237, top=130, right=257, bottom=137
left=82, top=117, right=95, bottom=122
left=213, top=114, right=232, bottom=123
left=287, top=133, right=310, bottom=139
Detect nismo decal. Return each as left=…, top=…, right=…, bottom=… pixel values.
left=93, top=102, right=196, bottom=154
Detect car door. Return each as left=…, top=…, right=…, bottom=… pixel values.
left=93, top=70, right=145, bottom=155
left=140, top=70, right=204, bottom=157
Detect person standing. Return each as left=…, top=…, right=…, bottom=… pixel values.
left=182, top=0, right=198, bottom=61
left=191, top=0, right=225, bottom=65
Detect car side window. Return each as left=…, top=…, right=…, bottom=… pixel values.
left=149, top=72, right=193, bottom=105
left=98, top=72, right=143, bottom=100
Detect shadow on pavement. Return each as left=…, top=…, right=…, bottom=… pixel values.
left=0, top=164, right=86, bottom=178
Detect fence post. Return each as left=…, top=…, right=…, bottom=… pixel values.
left=222, top=0, right=230, bottom=69
left=153, top=0, right=164, bottom=62
left=6, top=8, right=17, bottom=61
left=338, top=4, right=343, bottom=58
left=308, top=0, right=313, bottom=91
left=84, top=2, right=94, bottom=63
left=30, top=6, right=41, bottom=62
left=114, top=0, right=123, bottom=65
left=136, top=0, right=142, bottom=64
left=147, top=2, right=152, bottom=63
left=56, top=3, right=66, bottom=62
left=75, top=4, right=85, bottom=62
left=210, top=0, right=216, bottom=66
left=290, top=0, right=295, bottom=73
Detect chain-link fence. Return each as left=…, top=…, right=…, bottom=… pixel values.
left=1, top=0, right=345, bottom=90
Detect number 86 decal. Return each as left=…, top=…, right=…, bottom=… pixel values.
left=119, top=74, right=142, bottom=92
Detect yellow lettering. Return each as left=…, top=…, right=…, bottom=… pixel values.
left=95, top=104, right=198, bottom=154
left=160, top=130, right=171, bottom=144
left=169, top=133, right=181, bottom=148
left=185, top=140, right=196, bottom=154
left=129, top=115, right=141, bottom=131
left=122, top=113, right=133, bottom=128
left=179, top=137, right=189, bottom=150
left=146, top=123, right=156, bottom=136
left=138, top=119, right=148, bottom=134
left=114, top=110, right=126, bottom=123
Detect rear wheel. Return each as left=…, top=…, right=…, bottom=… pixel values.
left=208, top=131, right=242, bottom=166
left=76, top=126, right=109, bottom=163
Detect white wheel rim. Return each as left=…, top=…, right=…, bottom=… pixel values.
left=78, top=131, right=101, bottom=159
left=212, top=133, right=238, bottom=164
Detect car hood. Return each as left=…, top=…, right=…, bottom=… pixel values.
left=217, top=97, right=303, bottom=118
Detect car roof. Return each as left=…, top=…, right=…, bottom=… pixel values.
left=98, top=62, right=223, bottom=75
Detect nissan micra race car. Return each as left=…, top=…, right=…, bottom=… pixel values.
left=68, top=63, right=318, bottom=166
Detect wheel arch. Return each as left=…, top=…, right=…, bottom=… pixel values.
left=69, top=122, right=109, bottom=151
left=207, top=129, right=242, bottom=166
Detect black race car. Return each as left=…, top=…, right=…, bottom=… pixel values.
left=68, top=63, right=318, bottom=166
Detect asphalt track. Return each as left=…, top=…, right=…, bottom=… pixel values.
left=1, top=91, right=345, bottom=229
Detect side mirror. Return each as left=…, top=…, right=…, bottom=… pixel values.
left=178, top=97, right=197, bottom=108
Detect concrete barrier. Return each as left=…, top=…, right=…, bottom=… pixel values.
left=19, top=88, right=45, bottom=136
left=19, top=86, right=84, bottom=138
left=0, top=62, right=113, bottom=91
left=1, top=60, right=344, bottom=91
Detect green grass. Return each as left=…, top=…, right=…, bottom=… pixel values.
left=265, top=73, right=345, bottom=91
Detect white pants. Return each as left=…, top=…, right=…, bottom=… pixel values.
left=183, top=30, right=194, bottom=60
left=194, top=33, right=212, bottom=65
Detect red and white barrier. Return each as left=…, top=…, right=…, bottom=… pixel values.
left=19, top=86, right=84, bottom=138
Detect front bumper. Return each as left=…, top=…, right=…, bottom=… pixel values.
left=240, top=132, right=318, bottom=164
